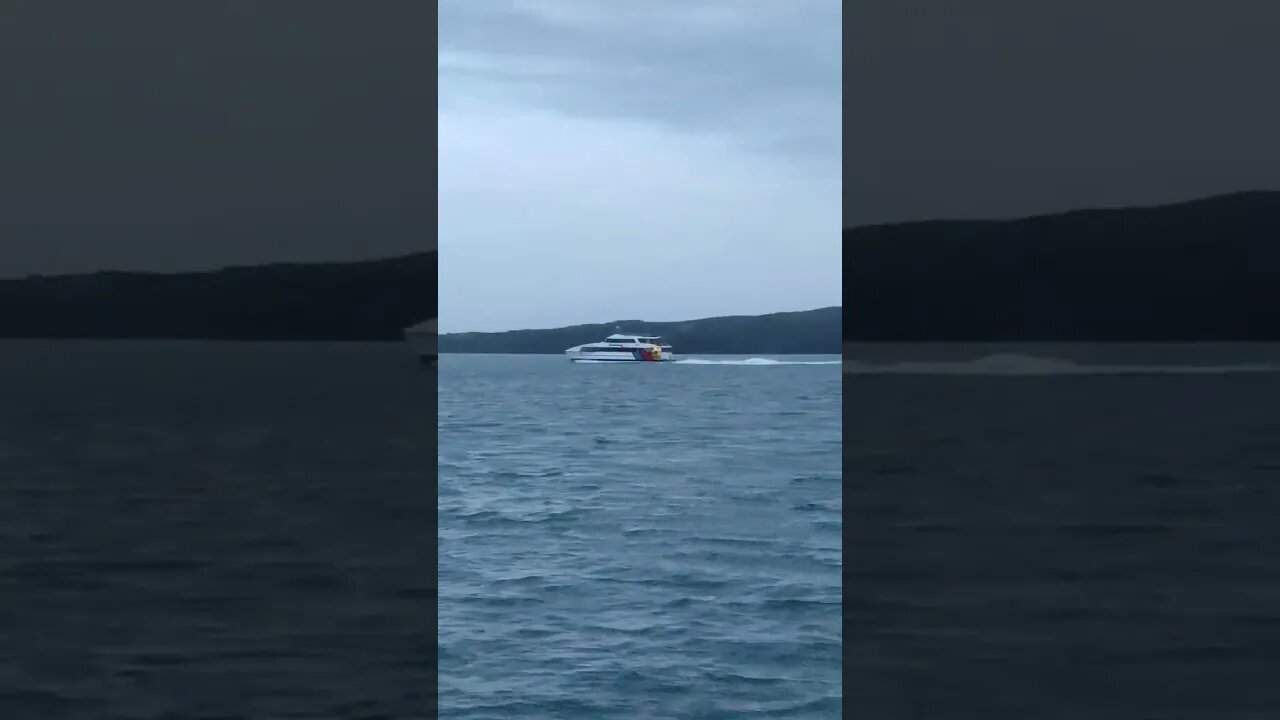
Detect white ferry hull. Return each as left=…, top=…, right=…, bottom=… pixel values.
left=566, top=349, right=675, bottom=363
left=566, top=332, right=673, bottom=363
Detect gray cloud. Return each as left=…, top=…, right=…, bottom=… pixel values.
left=439, top=0, right=841, bottom=169
left=438, top=0, right=842, bottom=334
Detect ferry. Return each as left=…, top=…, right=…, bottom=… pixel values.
left=404, top=319, right=436, bottom=366
left=565, top=334, right=675, bottom=363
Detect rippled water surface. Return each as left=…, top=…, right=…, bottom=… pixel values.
left=847, top=343, right=1280, bottom=718
left=439, top=354, right=842, bottom=719
left=0, top=340, right=435, bottom=718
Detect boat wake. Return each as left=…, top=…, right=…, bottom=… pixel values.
left=844, top=353, right=1280, bottom=376
left=677, top=358, right=841, bottom=366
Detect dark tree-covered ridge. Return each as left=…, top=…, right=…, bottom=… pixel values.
left=439, top=307, right=842, bottom=355
left=0, top=252, right=436, bottom=342
left=845, top=191, right=1280, bottom=341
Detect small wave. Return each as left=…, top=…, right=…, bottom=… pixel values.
left=845, top=352, right=1280, bottom=376
left=677, top=358, right=841, bottom=366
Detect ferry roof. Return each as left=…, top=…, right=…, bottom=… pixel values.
left=606, top=333, right=661, bottom=341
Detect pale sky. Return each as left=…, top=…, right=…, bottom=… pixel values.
left=848, top=0, right=1280, bottom=226
left=0, top=3, right=430, bottom=277
left=437, top=0, right=842, bottom=333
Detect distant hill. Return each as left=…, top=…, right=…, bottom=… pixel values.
left=845, top=191, right=1280, bottom=341
left=0, top=252, right=435, bottom=341
left=439, top=307, right=842, bottom=354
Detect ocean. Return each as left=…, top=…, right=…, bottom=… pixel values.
left=846, top=343, right=1280, bottom=718
left=0, top=340, right=436, bottom=718
left=14, top=340, right=1271, bottom=718
left=439, top=353, right=843, bottom=719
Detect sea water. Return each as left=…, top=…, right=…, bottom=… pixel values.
left=439, top=354, right=843, bottom=718
left=0, top=340, right=436, bottom=718
left=846, top=342, right=1280, bottom=718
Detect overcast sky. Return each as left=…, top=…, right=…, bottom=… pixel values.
left=438, top=0, right=842, bottom=333
left=10, top=2, right=1265, bottom=333
left=0, top=1, right=430, bottom=278
left=849, top=0, right=1280, bottom=227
